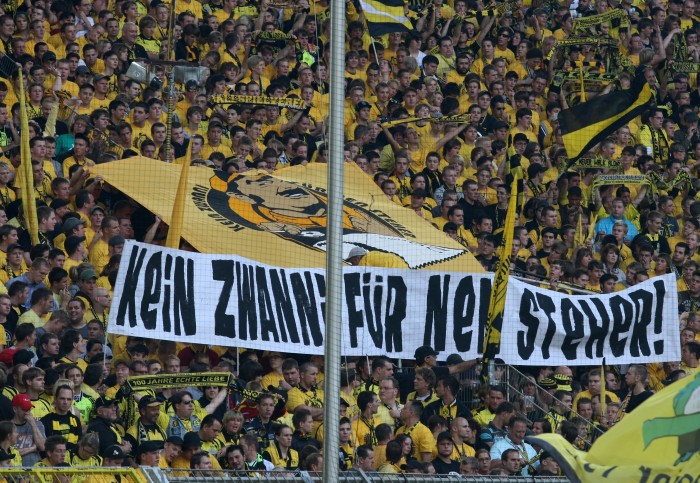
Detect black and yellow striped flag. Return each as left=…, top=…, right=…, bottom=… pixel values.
left=559, top=73, right=654, bottom=164
left=359, top=0, right=413, bottom=37
left=481, top=176, right=518, bottom=381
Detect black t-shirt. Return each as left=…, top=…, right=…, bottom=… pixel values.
left=476, top=254, right=499, bottom=272
left=456, top=198, right=483, bottom=230
left=18, top=230, right=54, bottom=252
left=175, top=39, right=200, bottom=62
left=626, top=390, right=654, bottom=413
left=0, top=393, right=12, bottom=421
left=432, top=457, right=459, bottom=475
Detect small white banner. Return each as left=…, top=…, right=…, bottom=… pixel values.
left=499, top=275, right=680, bottom=366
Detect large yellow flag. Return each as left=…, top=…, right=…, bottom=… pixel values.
left=530, top=372, right=700, bottom=482
left=482, top=177, right=518, bottom=366
left=93, top=158, right=484, bottom=272
left=17, top=73, right=38, bottom=245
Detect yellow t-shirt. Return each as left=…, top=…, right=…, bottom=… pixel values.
left=395, top=421, right=435, bottom=460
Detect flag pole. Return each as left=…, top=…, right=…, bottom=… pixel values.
left=481, top=175, right=519, bottom=384
left=370, top=39, right=381, bottom=66
left=358, top=3, right=380, bottom=65
left=600, top=360, right=607, bottom=423
left=17, top=66, right=38, bottom=246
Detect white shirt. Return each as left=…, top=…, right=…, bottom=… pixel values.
left=490, top=436, right=539, bottom=477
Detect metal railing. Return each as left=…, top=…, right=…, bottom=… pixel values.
left=497, top=365, right=603, bottom=440
left=0, top=467, right=157, bottom=483
left=162, top=468, right=571, bottom=482
left=0, top=468, right=572, bottom=483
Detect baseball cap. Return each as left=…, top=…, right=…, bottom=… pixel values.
left=208, top=121, right=224, bottom=131
left=108, top=235, right=125, bottom=246
left=185, top=80, right=198, bottom=91
left=12, top=394, right=34, bottom=411
left=42, top=51, right=57, bottom=63
left=138, top=395, right=162, bottom=410
left=94, top=397, right=116, bottom=409
left=355, top=101, right=371, bottom=112
left=540, top=451, right=555, bottom=462
left=62, top=217, right=86, bottom=234
left=50, top=199, right=70, bottom=210
left=136, top=440, right=164, bottom=456
left=75, top=66, right=91, bottom=76
left=446, top=353, right=464, bottom=365
left=80, top=269, right=98, bottom=281
left=0, top=347, right=17, bottom=366
left=104, top=445, right=128, bottom=459
left=90, top=206, right=105, bottom=215
left=93, top=74, right=108, bottom=83
left=5, top=243, right=22, bottom=254
left=345, top=246, right=367, bottom=260
left=684, top=112, right=699, bottom=123
left=414, top=345, right=439, bottom=361
left=64, top=236, right=86, bottom=255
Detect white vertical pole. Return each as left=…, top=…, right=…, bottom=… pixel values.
left=322, top=0, right=346, bottom=479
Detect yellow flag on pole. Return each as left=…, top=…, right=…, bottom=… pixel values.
left=530, top=372, right=700, bottom=482
left=482, top=177, right=518, bottom=370
left=574, top=212, right=585, bottom=247
left=18, top=72, right=38, bottom=246
left=165, top=142, right=194, bottom=248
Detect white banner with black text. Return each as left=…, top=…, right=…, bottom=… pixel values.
left=109, top=242, right=680, bottom=365
left=499, top=276, right=680, bottom=366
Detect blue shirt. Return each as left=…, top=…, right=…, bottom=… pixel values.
left=594, top=215, right=638, bottom=241
left=6, top=275, right=46, bottom=310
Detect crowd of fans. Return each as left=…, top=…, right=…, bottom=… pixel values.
left=0, top=0, right=695, bottom=478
